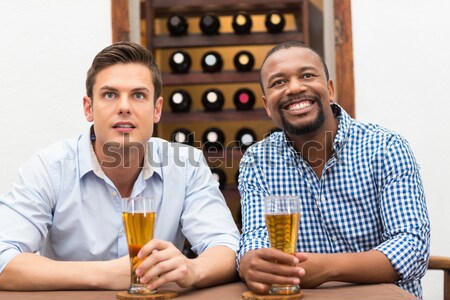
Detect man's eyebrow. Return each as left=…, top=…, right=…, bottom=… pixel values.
left=99, top=85, right=118, bottom=91
left=267, top=72, right=285, bottom=84
left=267, top=66, right=319, bottom=84
left=99, top=86, right=150, bottom=92
left=131, top=87, right=150, bottom=92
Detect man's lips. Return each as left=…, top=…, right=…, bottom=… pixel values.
left=113, top=122, right=135, bottom=132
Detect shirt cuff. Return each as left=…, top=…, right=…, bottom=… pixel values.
left=373, top=235, right=429, bottom=281
left=0, top=246, right=22, bottom=274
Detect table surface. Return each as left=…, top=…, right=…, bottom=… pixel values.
left=0, top=281, right=417, bottom=300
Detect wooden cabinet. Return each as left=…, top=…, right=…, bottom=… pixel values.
left=143, top=0, right=309, bottom=228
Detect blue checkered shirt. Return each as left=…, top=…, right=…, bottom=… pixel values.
left=237, top=104, right=430, bottom=298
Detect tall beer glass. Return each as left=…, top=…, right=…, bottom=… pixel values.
left=122, top=197, right=156, bottom=295
left=264, top=195, right=301, bottom=295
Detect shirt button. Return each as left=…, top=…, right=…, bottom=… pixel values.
left=111, top=191, right=117, bottom=196
left=332, top=236, right=338, bottom=242
left=321, top=196, right=326, bottom=202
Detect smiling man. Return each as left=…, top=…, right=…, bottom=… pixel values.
left=0, top=42, right=239, bottom=291
left=237, top=41, right=430, bottom=299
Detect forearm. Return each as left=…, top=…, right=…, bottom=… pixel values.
left=0, top=253, right=128, bottom=290
left=191, top=246, right=238, bottom=288
left=311, top=250, right=398, bottom=285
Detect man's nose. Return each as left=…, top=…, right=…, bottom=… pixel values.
left=286, top=78, right=307, bottom=95
left=118, top=96, right=131, bottom=114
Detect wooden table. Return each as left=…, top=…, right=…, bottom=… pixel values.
left=0, top=281, right=417, bottom=300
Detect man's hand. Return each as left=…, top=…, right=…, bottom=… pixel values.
left=239, top=249, right=307, bottom=294
left=135, top=239, right=198, bottom=289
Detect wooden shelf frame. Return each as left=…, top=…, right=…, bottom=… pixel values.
left=145, top=0, right=309, bottom=52
left=162, top=109, right=270, bottom=123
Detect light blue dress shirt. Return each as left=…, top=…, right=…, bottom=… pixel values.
left=0, top=130, right=239, bottom=273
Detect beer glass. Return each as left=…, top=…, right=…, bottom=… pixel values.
left=122, top=197, right=156, bottom=295
left=264, top=195, right=301, bottom=295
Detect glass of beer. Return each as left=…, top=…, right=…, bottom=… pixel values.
left=264, top=195, right=301, bottom=295
left=122, top=196, right=156, bottom=295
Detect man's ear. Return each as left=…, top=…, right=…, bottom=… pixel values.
left=327, top=79, right=335, bottom=103
left=153, top=96, right=163, bottom=124
left=83, top=96, right=94, bottom=122
left=262, top=95, right=272, bottom=118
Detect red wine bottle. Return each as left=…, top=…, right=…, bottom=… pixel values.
left=169, top=50, right=191, bottom=73
left=202, top=127, right=225, bottom=151
left=265, top=11, right=285, bottom=33
left=211, top=167, right=227, bottom=190
left=167, top=15, right=188, bottom=36
left=201, top=51, right=223, bottom=73
left=232, top=12, right=252, bottom=34
left=233, top=88, right=255, bottom=111
left=199, top=13, right=220, bottom=35
left=202, top=88, right=225, bottom=112
left=235, top=128, right=257, bottom=150
left=233, top=50, right=255, bottom=72
left=171, top=128, right=194, bottom=146
left=168, top=89, right=191, bottom=113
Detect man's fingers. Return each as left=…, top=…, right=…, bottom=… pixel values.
left=258, top=248, right=300, bottom=265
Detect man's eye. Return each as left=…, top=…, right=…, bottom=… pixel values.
left=104, top=92, right=115, bottom=99
left=302, top=73, right=314, bottom=79
left=134, top=92, right=145, bottom=100
left=270, top=79, right=285, bottom=88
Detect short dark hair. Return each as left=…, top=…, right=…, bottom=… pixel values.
left=86, top=41, right=162, bottom=101
left=259, top=41, right=329, bottom=94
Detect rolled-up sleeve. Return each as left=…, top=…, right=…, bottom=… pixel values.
left=373, top=137, right=430, bottom=284
left=0, top=153, right=57, bottom=273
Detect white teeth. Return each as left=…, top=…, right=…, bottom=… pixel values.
left=116, top=124, right=133, bottom=128
left=288, top=101, right=312, bottom=111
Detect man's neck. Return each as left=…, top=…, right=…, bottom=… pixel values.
left=288, top=117, right=339, bottom=179
left=93, top=141, right=145, bottom=198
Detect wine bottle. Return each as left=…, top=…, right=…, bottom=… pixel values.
left=232, top=11, right=252, bottom=34
left=211, top=167, right=227, bottom=190
left=168, top=89, right=191, bottom=113
left=233, top=50, right=255, bottom=72
left=233, top=88, right=255, bottom=111
left=202, top=127, right=225, bottom=151
left=169, top=50, right=191, bottom=73
left=265, top=11, right=286, bottom=33
left=167, top=15, right=188, bottom=36
left=171, top=128, right=194, bottom=146
left=235, top=128, right=257, bottom=150
left=201, top=51, right=223, bottom=73
left=199, top=13, right=220, bottom=35
left=201, top=88, right=225, bottom=112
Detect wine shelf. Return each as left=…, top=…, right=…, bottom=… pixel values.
left=152, top=31, right=304, bottom=49
left=162, top=71, right=260, bottom=85
left=162, top=109, right=269, bottom=123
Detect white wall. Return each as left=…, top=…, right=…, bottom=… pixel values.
left=0, top=0, right=112, bottom=192
left=352, top=1, right=450, bottom=299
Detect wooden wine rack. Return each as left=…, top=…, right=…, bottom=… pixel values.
left=143, top=0, right=310, bottom=230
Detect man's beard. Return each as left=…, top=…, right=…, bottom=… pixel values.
left=278, top=97, right=325, bottom=136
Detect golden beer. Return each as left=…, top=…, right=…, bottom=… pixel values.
left=264, top=195, right=301, bottom=295
left=265, top=213, right=300, bottom=254
left=122, top=211, right=156, bottom=293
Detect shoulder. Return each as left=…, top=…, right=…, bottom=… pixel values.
left=29, top=133, right=82, bottom=168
